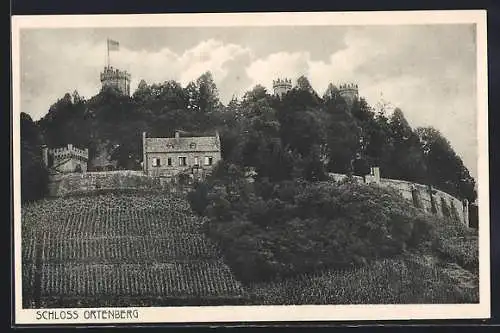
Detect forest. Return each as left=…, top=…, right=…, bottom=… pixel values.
left=20, top=71, right=476, bottom=205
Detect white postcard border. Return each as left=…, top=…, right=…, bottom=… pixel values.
left=12, top=10, right=490, bottom=325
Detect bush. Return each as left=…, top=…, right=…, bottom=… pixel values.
left=199, top=176, right=440, bottom=284
left=187, top=182, right=210, bottom=215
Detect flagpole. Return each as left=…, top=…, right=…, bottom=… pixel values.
left=107, top=38, right=110, bottom=68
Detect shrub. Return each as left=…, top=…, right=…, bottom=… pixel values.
left=200, top=176, right=440, bottom=283
left=187, top=182, right=210, bottom=215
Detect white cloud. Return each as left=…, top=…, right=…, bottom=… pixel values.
left=22, top=37, right=252, bottom=120
left=242, top=30, right=477, bottom=179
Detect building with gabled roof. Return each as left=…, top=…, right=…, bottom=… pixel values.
left=142, top=130, right=221, bottom=180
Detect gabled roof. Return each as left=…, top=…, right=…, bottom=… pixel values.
left=145, top=135, right=221, bottom=153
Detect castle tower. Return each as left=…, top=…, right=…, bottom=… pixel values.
left=100, top=66, right=131, bottom=96
left=339, top=82, right=359, bottom=108
left=99, top=39, right=131, bottom=96
left=273, top=78, right=292, bottom=98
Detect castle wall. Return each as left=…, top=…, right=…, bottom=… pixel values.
left=47, top=171, right=175, bottom=197
left=328, top=172, right=469, bottom=227
left=52, top=158, right=88, bottom=173
left=47, top=144, right=89, bottom=174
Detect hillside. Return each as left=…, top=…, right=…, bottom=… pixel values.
left=21, top=192, right=245, bottom=307
left=21, top=183, right=478, bottom=307
left=19, top=72, right=479, bottom=307
left=187, top=167, right=479, bottom=304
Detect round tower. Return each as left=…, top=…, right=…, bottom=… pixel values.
left=273, top=78, right=292, bottom=98
left=339, top=82, right=359, bottom=107
left=100, top=66, right=131, bottom=96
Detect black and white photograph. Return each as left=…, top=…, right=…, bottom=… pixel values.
left=12, top=11, right=490, bottom=324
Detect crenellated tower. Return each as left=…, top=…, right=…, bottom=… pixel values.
left=273, top=78, right=292, bottom=98
left=339, top=82, right=359, bottom=108
left=100, top=66, right=131, bottom=96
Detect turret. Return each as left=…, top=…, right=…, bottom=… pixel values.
left=339, top=82, right=359, bottom=108
left=273, top=78, right=292, bottom=98
left=100, top=66, right=131, bottom=96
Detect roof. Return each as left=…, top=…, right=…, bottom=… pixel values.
left=144, top=135, right=221, bottom=153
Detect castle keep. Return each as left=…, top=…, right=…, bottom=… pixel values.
left=42, top=144, right=89, bottom=174
left=339, top=82, right=359, bottom=107
left=100, top=66, right=131, bottom=96
left=142, top=131, right=222, bottom=180
left=273, top=78, right=292, bottom=98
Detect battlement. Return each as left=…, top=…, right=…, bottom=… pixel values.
left=273, top=78, right=292, bottom=97
left=273, top=78, right=292, bottom=87
left=339, top=82, right=359, bottom=107
left=339, top=82, right=358, bottom=91
left=49, top=144, right=89, bottom=160
left=100, top=66, right=131, bottom=81
left=100, top=66, right=131, bottom=95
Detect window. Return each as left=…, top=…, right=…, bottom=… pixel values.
left=194, top=157, right=199, bottom=166
left=189, top=142, right=197, bottom=149
left=152, top=157, right=161, bottom=167
left=204, top=156, right=213, bottom=166
left=179, top=157, right=187, bottom=166
left=167, top=157, right=172, bottom=166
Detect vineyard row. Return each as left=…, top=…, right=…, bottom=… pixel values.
left=23, top=261, right=244, bottom=298
left=22, top=234, right=220, bottom=263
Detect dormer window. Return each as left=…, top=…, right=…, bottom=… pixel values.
left=189, top=142, right=197, bottom=149
left=166, top=143, right=174, bottom=149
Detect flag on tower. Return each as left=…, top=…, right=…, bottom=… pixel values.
left=107, top=39, right=120, bottom=51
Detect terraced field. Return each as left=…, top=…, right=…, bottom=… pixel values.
left=21, top=192, right=246, bottom=308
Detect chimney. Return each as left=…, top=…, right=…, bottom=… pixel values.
left=175, top=131, right=180, bottom=139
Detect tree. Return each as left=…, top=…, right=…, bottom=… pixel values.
left=196, top=71, right=221, bottom=114
left=21, top=113, right=48, bottom=202
left=72, top=90, right=84, bottom=104
left=387, top=108, right=428, bottom=182
left=416, top=126, right=476, bottom=202
left=323, top=83, right=341, bottom=103
left=296, top=75, right=314, bottom=92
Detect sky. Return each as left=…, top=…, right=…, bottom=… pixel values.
left=18, top=25, right=478, bottom=179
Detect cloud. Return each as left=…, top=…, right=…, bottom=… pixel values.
left=20, top=35, right=253, bottom=120
left=242, top=27, right=477, bottom=178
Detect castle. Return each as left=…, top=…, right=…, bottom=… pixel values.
left=100, top=66, right=131, bottom=96
left=42, top=144, right=89, bottom=174
left=339, top=82, right=359, bottom=107
left=272, top=78, right=359, bottom=107
left=272, top=78, right=292, bottom=98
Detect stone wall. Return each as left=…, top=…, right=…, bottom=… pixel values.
left=47, top=170, right=180, bottom=197
left=328, top=171, right=469, bottom=227
left=52, top=158, right=88, bottom=173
